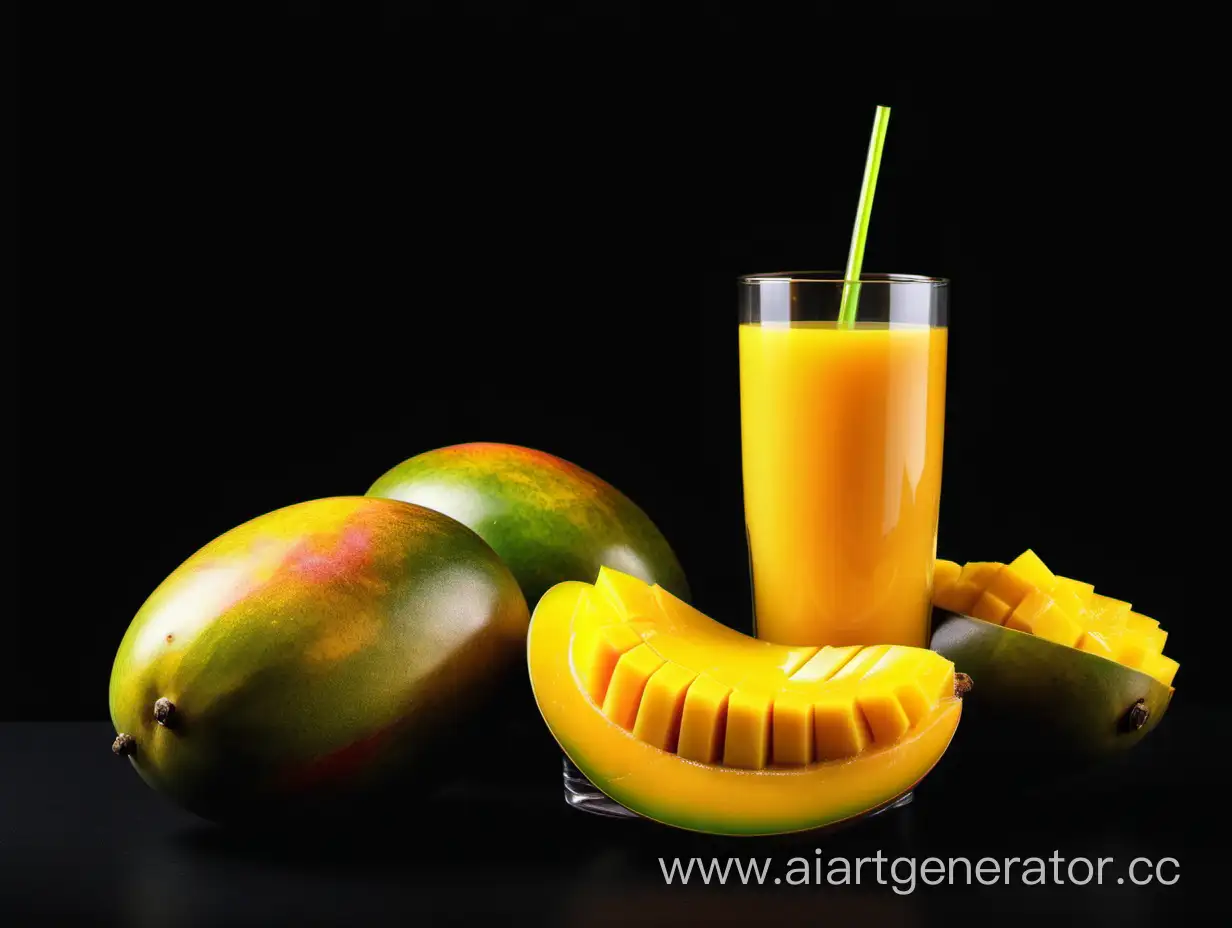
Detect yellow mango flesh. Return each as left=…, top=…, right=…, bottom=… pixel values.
left=970, top=590, right=1014, bottom=626
left=633, top=661, right=696, bottom=752
left=1139, top=652, right=1179, bottom=687
left=1008, top=549, right=1057, bottom=590
left=1056, top=576, right=1096, bottom=605
left=573, top=568, right=958, bottom=771
left=933, top=552, right=1177, bottom=687
left=676, top=674, right=731, bottom=764
left=934, top=559, right=962, bottom=596
left=530, top=575, right=963, bottom=835
left=1005, top=589, right=1083, bottom=647
left=934, top=581, right=982, bottom=616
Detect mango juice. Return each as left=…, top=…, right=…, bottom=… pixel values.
left=739, top=322, right=947, bottom=647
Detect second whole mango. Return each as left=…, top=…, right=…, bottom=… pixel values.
left=367, top=443, right=690, bottom=609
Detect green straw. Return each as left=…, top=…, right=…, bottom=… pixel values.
left=837, top=105, right=892, bottom=327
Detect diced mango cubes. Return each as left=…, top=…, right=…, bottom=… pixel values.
left=603, top=643, right=664, bottom=730
left=960, top=561, right=1004, bottom=590
left=932, top=551, right=1177, bottom=688
left=984, top=566, right=1035, bottom=610
left=934, top=581, right=982, bottom=616
left=812, top=690, right=872, bottom=760
left=1005, top=589, right=1083, bottom=647
left=574, top=567, right=962, bottom=771
left=934, top=559, right=962, bottom=596
left=970, top=590, right=1014, bottom=625
left=676, top=674, right=731, bottom=764
left=1008, top=549, right=1056, bottom=590
left=1139, top=652, right=1179, bottom=687
left=1055, top=576, right=1095, bottom=605
left=633, top=662, right=697, bottom=752
left=1076, top=630, right=1116, bottom=659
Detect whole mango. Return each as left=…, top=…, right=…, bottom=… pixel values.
left=367, top=442, right=690, bottom=609
left=109, top=497, right=529, bottom=822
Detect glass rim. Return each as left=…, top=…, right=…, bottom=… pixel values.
left=739, top=271, right=949, bottom=286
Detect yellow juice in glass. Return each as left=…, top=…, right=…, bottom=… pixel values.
left=739, top=321, right=947, bottom=647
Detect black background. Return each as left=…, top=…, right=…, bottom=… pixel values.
left=13, top=6, right=1206, bottom=716
left=9, top=5, right=1220, bottom=926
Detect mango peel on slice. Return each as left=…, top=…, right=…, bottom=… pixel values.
left=931, top=610, right=1173, bottom=767
left=528, top=567, right=968, bottom=836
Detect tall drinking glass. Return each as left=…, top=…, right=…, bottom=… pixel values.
left=561, top=271, right=948, bottom=821
left=739, top=272, right=949, bottom=649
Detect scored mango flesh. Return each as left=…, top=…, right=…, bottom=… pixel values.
left=572, top=567, right=958, bottom=770
left=933, top=550, right=1178, bottom=687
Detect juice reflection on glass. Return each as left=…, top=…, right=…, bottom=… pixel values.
left=738, top=274, right=948, bottom=648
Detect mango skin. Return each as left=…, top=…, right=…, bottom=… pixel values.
left=109, top=497, right=529, bottom=822
left=366, top=443, right=690, bottom=609
left=930, top=609, right=1172, bottom=772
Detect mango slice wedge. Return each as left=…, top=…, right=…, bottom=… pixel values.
left=934, top=552, right=1177, bottom=687
left=529, top=568, right=966, bottom=836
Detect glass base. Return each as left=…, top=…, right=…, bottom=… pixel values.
left=562, top=756, right=639, bottom=819
left=562, top=754, right=914, bottom=826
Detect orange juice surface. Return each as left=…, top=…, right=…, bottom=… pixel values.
left=739, top=322, right=947, bottom=647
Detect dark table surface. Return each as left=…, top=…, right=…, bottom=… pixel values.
left=2, top=710, right=1219, bottom=926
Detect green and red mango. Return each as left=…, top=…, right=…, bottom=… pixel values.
left=366, top=442, right=690, bottom=610
left=109, top=496, right=529, bottom=821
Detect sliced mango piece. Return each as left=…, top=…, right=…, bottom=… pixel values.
left=985, top=566, right=1035, bottom=610
left=772, top=693, right=815, bottom=766
left=970, top=590, right=1014, bottom=625
left=1048, top=581, right=1089, bottom=624
left=1135, top=625, right=1168, bottom=654
left=574, top=621, right=644, bottom=704
left=633, top=661, right=697, bottom=751
left=1077, top=630, right=1116, bottom=659
left=1140, top=652, right=1179, bottom=687
left=1127, top=612, right=1166, bottom=652
left=934, top=552, right=1177, bottom=690
left=934, top=581, right=982, bottom=615
left=959, top=561, right=1004, bottom=590
left=789, top=645, right=861, bottom=684
left=872, top=646, right=954, bottom=724
left=1086, top=601, right=1130, bottom=637
left=934, top=559, right=962, bottom=596
left=1008, top=549, right=1057, bottom=590
left=533, top=576, right=965, bottom=836
left=829, top=644, right=891, bottom=682
left=1055, top=576, right=1096, bottom=605
left=1090, top=593, right=1132, bottom=622
left=1125, top=611, right=1158, bottom=631
left=856, top=682, right=912, bottom=744
left=724, top=690, right=772, bottom=769
left=812, top=689, right=872, bottom=761
left=1118, top=614, right=1167, bottom=665
left=1117, top=633, right=1164, bottom=666
left=595, top=566, right=659, bottom=620
left=566, top=570, right=958, bottom=774
left=602, top=643, right=665, bottom=730
left=1005, top=588, right=1082, bottom=647
left=676, top=674, right=731, bottom=764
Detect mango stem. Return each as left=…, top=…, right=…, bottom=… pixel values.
left=153, top=697, right=177, bottom=727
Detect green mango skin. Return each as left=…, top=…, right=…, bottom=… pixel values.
left=366, top=443, right=690, bottom=610
left=930, top=610, right=1172, bottom=767
left=109, top=497, right=529, bottom=822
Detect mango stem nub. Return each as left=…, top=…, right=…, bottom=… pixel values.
left=1124, top=698, right=1149, bottom=732
left=153, top=698, right=177, bottom=727
left=954, top=673, right=973, bottom=697
left=112, top=733, right=136, bottom=756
